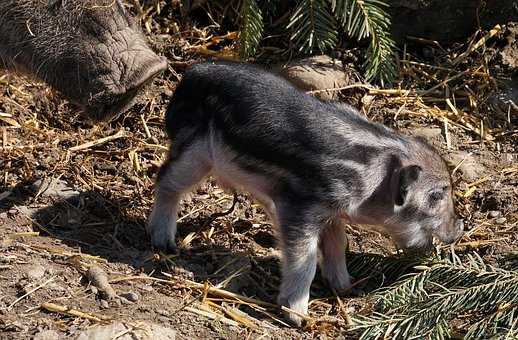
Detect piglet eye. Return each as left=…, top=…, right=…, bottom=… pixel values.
left=430, top=191, right=443, bottom=202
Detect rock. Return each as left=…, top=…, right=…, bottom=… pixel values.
left=118, top=296, right=132, bottom=305
left=76, top=322, right=176, bottom=340
left=489, top=210, right=501, bottom=218
left=276, top=55, right=359, bottom=100
left=139, top=284, right=154, bottom=292
left=121, top=292, right=139, bottom=302
left=33, top=330, right=61, bottom=340
left=499, top=23, right=518, bottom=70
left=24, top=264, right=46, bottom=280
left=445, top=151, right=486, bottom=181
left=409, top=127, right=445, bottom=147
left=15, top=205, right=38, bottom=218
left=30, top=178, right=79, bottom=200
left=495, top=217, right=507, bottom=224
left=99, top=300, right=110, bottom=309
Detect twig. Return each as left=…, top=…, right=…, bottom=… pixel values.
left=140, top=115, right=152, bottom=139
left=307, top=83, right=373, bottom=94
left=332, top=290, right=353, bottom=326
left=451, top=152, right=473, bottom=176
left=422, top=69, right=473, bottom=96
left=109, top=275, right=277, bottom=308
left=205, top=300, right=258, bottom=329
left=40, top=302, right=111, bottom=322
left=185, top=306, right=240, bottom=327
left=69, top=130, right=125, bottom=152
left=452, top=25, right=502, bottom=65
left=7, top=277, right=55, bottom=310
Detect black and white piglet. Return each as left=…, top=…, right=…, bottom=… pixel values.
left=148, top=61, right=464, bottom=326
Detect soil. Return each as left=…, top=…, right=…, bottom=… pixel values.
left=0, top=5, right=517, bottom=340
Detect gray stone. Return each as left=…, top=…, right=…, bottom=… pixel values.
left=410, top=127, right=444, bottom=146
left=31, top=178, right=79, bottom=200
left=76, top=322, right=175, bottom=340
left=495, top=217, right=507, bottom=224
left=24, top=264, right=46, bottom=280
left=445, top=151, right=486, bottom=181
left=277, top=55, right=359, bottom=100
left=121, top=292, right=139, bottom=302
left=33, top=329, right=61, bottom=340
left=489, top=210, right=501, bottom=218
left=100, top=300, right=109, bottom=309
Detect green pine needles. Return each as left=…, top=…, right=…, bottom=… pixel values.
left=287, top=0, right=338, bottom=55
left=239, top=0, right=264, bottom=59
left=350, top=253, right=518, bottom=339
left=239, top=0, right=397, bottom=84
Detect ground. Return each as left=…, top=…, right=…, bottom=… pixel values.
left=0, top=7, right=517, bottom=340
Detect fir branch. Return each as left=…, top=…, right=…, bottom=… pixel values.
left=287, top=0, right=338, bottom=54
left=239, top=0, right=264, bottom=59
left=331, top=0, right=397, bottom=84
left=351, top=255, right=518, bottom=339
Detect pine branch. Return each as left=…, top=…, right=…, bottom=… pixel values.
left=331, top=0, right=397, bottom=84
left=287, top=0, right=338, bottom=54
left=239, top=0, right=264, bottom=59
left=351, top=255, right=518, bottom=339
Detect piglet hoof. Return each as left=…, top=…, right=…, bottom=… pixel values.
left=148, top=226, right=177, bottom=255
left=277, top=296, right=308, bottom=327
left=322, top=269, right=354, bottom=295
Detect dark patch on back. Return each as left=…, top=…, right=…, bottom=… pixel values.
left=347, top=145, right=380, bottom=164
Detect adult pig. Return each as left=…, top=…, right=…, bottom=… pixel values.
left=0, top=0, right=167, bottom=120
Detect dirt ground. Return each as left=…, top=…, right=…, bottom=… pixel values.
left=1, top=6, right=517, bottom=340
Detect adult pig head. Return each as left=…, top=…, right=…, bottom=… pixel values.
left=0, top=0, right=167, bottom=120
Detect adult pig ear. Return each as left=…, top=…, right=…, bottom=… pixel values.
left=394, top=165, right=422, bottom=206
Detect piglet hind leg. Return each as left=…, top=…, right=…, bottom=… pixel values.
left=319, top=219, right=353, bottom=294
left=148, top=147, right=211, bottom=253
left=277, top=208, right=321, bottom=327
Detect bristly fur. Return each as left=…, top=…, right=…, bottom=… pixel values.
left=0, top=0, right=166, bottom=120
left=148, top=60, right=464, bottom=326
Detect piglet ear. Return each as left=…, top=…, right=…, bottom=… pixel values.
left=394, top=165, right=422, bottom=206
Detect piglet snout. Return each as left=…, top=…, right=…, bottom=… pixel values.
left=442, top=219, right=465, bottom=244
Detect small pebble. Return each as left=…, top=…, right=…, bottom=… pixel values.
left=122, top=292, right=139, bottom=302
left=495, top=217, right=507, bottom=224
left=100, top=300, right=110, bottom=309
left=118, top=296, right=132, bottom=305
left=25, top=264, right=46, bottom=280
left=489, top=210, right=501, bottom=218
left=33, top=330, right=60, bottom=340
left=139, top=284, right=154, bottom=292
left=90, top=286, right=98, bottom=295
left=156, top=309, right=170, bottom=317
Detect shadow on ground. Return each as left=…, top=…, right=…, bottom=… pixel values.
left=0, top=179, right=423, bottom=320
